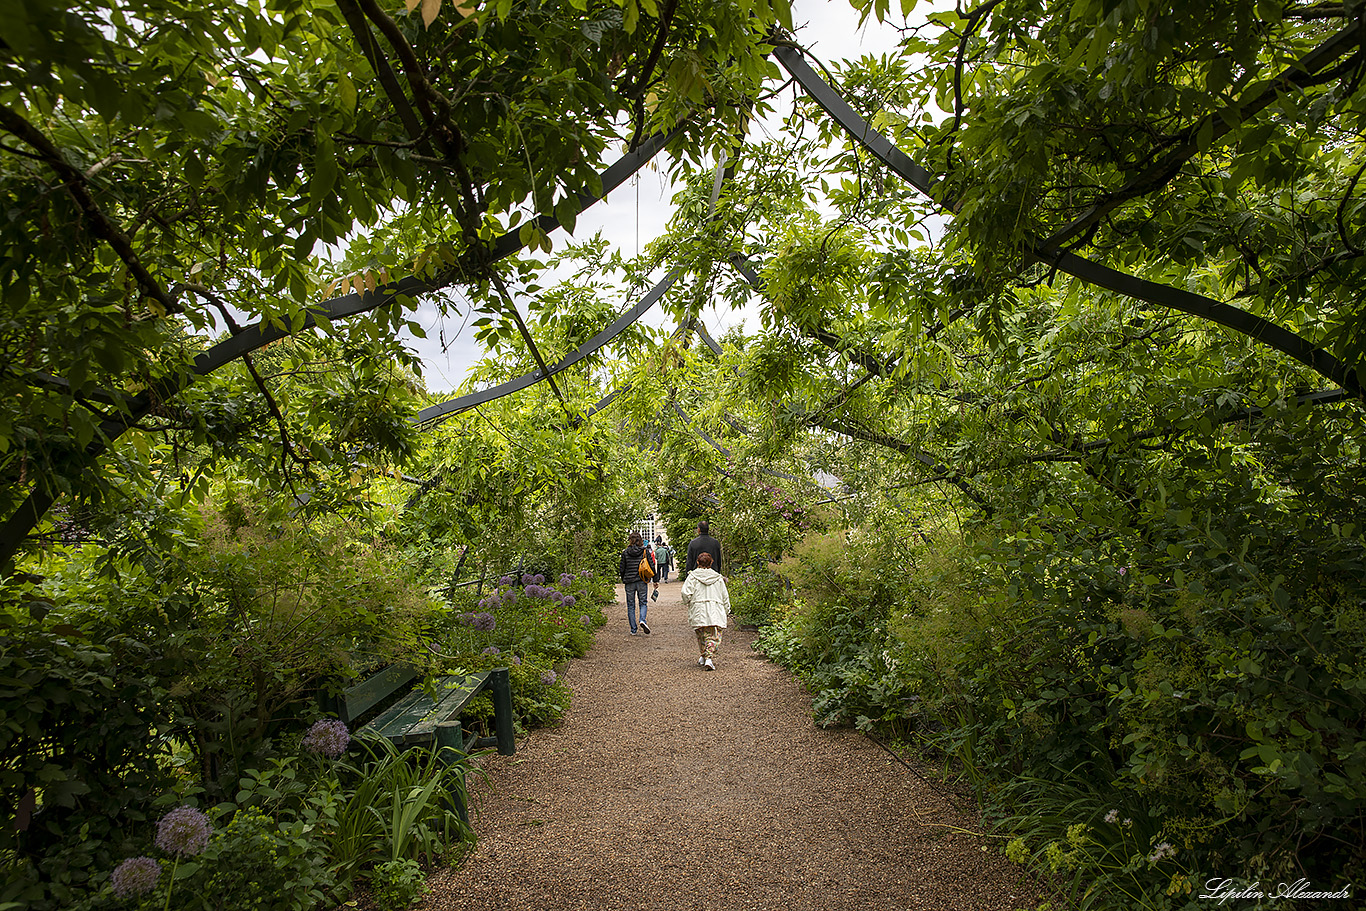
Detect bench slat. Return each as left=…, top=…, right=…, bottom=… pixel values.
left=366, top=671, right=491, bottom=747
left=335, top=664, right=420, bottom=724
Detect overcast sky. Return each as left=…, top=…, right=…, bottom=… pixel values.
left=409, top=0, right=909, bottom=394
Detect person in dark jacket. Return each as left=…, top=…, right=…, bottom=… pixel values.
left=619, top=531, right=656, bottom=635
left=686, top=521, right=722, bottom=575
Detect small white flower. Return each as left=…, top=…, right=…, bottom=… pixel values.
left=1104, top=809, right=1120, bottom=824
left=1147, top=841, right=1175, bottom=863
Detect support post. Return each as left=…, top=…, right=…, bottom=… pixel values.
left=434, top=720, right=469, bottom=824
left=490, top=667, right=516, bottom=755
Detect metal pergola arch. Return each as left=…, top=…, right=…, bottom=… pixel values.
left=8, top=26, right=1363, bottom=563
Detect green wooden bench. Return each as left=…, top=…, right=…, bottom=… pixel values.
left=322, top=665, right=515, bottom=821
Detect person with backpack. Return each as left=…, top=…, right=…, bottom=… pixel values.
left=654, top=536, right=674, bottom=583
left=618, top=531, right=656, bottom=635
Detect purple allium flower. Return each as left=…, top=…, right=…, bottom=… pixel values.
left=579, top=614, right=591, bottom=628
left=303, top=719, right=350, bottom=759
left=155, top=806, right=211, bottom=857
left=482, top=646, right=501, bottom=655
left=533, top=574, right=545, bottom=584
left=560, top=573, right=573, bottom=587
left=511, top=655, right=522, bottom=665
left=521, top=572, right=533, bottom=584
left=111, top=856, right=160, bottom=897
left=500, top=575, right=515, bottom=587
left=552, top=591, right=565, bottom=603
left=540, top=670, right=557, bottom=685
left=457, top=611, right=476, bottom=627
left=473, top=611, right=496, bottom=633
left=564, top=595, right=576, bottom=607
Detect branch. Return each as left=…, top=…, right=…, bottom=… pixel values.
left=620, top=0, right=681, bottom=99
left=0, top=104, right=182, bottom=316
left=1043, top=21, right=1364, bottom=250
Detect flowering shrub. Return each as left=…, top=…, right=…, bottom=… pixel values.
left=435, top=566, right=605, bottom=732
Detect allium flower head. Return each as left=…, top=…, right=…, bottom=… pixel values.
left=579, top=614, right=591, bottom=628
left=473, top=611, right=497, bottom=632
left=540, top=670, right=557, bottom=686
left=552, top=591, right=565, bottom=603
left=111, top=856, right=161, bottom=897
left=521, top=572, right=533, bottom=584
left=533, top=573, right=545, bottom=584
left=511, top=655, right=522, bottom=665
left=457, top=611, right=476, bottom=627
left=303, top=719, right=350, bottom=759
left=500, top=575, right=515, bottom=587
left=560, top=573, right=573, bottom=587
left=155, top=806, right=211, bottom=857
left=564, top=595, right=576, bottom=607
left=482, top=646, right=501, bottom=655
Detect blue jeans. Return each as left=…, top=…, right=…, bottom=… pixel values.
left=625, top=580, right=649, bottom=632
left=659, top=565, right=671, bottom=583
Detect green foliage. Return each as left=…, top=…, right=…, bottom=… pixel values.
left=40, top=486, right=439, bottom=793
left=194, top=808, right=336, bottom=911
left=753, top=531, right=919, bottom=733
left=0, top=615, right=177, bottom=910
left=759, top=470, right=1366, bottom=906
left=329, top=736, right=472, bottom=874
left=368, top=858, right=427, bottom=911
left=726, top=564, right=791, bottom=626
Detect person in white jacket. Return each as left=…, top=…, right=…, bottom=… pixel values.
left=680, top=552, right=730, bottom=670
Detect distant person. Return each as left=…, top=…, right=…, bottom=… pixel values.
left=681, top=552, right=730, bottom=670
left=654, top=536, right=674, bottom=583
left=618, top=531, right=656, bottom=635
left=686, top=520, right=722, bottom=575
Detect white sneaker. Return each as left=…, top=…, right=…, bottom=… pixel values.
left=703, top=658, right=715, bottom=671
left=698, top=656, right=705, bottom=666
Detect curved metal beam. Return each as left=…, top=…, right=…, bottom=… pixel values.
left=413, top=268, right=683, bottom=426
left=772, top=43, right=1364, bottom=399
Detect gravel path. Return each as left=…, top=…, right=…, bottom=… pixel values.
left=424, top=581, right=1042, bottom=911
